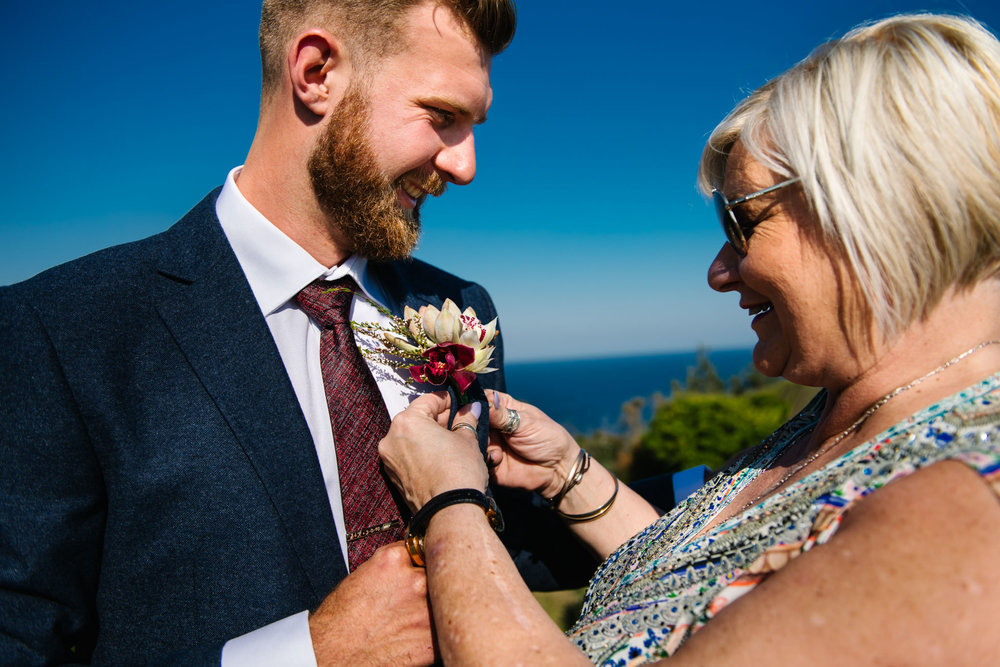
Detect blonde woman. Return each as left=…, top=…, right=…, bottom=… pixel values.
left=380, top=13, right=1000, bottom=664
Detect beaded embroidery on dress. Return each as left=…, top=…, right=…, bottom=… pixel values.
left=567, top=373, right=1000, bottom=665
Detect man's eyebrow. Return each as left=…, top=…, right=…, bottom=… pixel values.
left=425, top=97, right=487, bottom=125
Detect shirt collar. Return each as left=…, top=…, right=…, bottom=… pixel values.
left=215, top=166, right=387, bottom=316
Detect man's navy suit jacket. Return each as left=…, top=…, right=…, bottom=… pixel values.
left=0, top=191, right=596, bottom=665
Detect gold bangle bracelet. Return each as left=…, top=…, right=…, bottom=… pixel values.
left=554, top=476, right=619, bottom=523
left=546, top=448, right=590, bottom=509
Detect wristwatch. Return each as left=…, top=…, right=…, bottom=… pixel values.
left=404, top=488, right=505, bottom=567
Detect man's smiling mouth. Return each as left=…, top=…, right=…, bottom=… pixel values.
left=401, top=180, right=425, bottom=201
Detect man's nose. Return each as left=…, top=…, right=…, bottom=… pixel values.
left=434, top=131, right=476, bottom=185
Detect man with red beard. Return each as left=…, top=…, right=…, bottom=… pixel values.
left=0, top=1, right=596, bottom=665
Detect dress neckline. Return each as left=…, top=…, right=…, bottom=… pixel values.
left=682, top=370, right=1000, bottom=548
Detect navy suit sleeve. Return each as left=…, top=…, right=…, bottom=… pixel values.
left=0, top=289, right=226, bottom=666
left=1, top=196, right=343, bottom=664
left=0, top=287, right=106, bottom=665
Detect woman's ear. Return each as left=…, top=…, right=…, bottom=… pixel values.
left=287, top=29, right=349, bottom=117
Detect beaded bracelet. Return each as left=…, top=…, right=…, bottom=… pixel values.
left=546, top=448, right=591, bottom=509
left=554, top=476, right=619, bottom=523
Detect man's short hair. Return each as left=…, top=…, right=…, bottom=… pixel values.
left=699, top=13, right=1000, bottom=339
left=259, top=0, right=516, bottom=96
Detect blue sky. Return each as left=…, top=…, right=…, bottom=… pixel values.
left=3, top=1, right=999, bottom=361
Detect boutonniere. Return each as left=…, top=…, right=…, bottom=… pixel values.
left=351, top=297, right=499, bottom=399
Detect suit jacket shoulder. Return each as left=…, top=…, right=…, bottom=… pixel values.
left=1, top=190, right=338, bottom=665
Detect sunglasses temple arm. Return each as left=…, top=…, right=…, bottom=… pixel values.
left=730, top=177, right=801, bottom=208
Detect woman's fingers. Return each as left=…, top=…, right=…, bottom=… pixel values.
left=405, top=390, right=453, bottom=423
left=381, top=395, right=490, bottom=509
left=448, top=401, right=482, bottom=440
left=486, top=389, right=525, bottom=411
left=485, top=442, right=504, bottom=468
left=485, top=390, right=527, bottom=433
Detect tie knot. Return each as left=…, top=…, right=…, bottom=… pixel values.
left=296, top=277, right=358, bottom=327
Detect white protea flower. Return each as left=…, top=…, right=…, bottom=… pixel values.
left=408, top=300, right=498, bottom=375
left=355, top=296, right=499, bottom=392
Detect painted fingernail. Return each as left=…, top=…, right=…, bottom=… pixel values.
left=470, top=402, right=482, bottom=420
left=492, top=392, right=500, bottom=409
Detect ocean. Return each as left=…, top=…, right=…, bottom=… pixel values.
left=505, top=348, right=755, bottom=434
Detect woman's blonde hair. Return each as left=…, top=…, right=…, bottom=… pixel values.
left=699, top=13, right=1000, bottom=338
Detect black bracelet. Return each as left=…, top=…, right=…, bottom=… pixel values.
left=404, top=488, right=504, bottom=567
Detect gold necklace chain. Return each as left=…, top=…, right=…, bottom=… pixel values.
left=738, top=338, right=1000, bottom=514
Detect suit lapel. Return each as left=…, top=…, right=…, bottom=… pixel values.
left=152, top=193, right=347, bottom=597
left=368, top=260, right=441, bottom=316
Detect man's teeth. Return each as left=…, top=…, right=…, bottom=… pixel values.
left=402, top=182, right=423, bottom=200
left=748, top=303, right=773, bottom=316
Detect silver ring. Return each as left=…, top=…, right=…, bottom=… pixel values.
left=499, top=408, right=520, bottom=435
left=450, top=422, right=478, bottom=436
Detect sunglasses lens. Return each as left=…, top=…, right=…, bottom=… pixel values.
left=713, top=191, right=746, bottom=255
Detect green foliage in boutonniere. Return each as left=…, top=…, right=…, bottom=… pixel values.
left=348, top=294, right=498, bottom=394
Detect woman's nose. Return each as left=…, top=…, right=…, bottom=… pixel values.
left=707, top=242, right=740, bottom=293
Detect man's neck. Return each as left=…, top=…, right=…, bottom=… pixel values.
left=237, top=152, right=352, bottom=269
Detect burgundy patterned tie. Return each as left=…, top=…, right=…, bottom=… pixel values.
left=296, top=277, right=405, bottom=570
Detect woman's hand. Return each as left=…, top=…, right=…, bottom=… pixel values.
left=485, top=390, right=582, bottom=499
left=379, top=392, right=487, bottom=512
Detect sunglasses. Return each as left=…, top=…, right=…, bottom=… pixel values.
left=712, top=178, right=799, bottom=256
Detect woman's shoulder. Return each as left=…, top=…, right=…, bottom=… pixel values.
left=676, top=457, right=1000, bottom=666
left=875, top=371, right=1000, bottom=472
left=838, top=371, right=1000, bottom=540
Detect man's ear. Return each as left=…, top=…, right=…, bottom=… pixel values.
left=288, top=29, right=350, bottom=117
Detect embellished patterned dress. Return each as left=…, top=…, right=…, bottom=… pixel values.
left=568, top=373, right=1000, bottom=665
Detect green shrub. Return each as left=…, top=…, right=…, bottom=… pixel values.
left=628, top=391, right=792, bottom=478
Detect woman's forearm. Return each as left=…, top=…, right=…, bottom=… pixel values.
left=553, top=459, right=662, bottom=560
left=424, top=504, right=590, bottom=666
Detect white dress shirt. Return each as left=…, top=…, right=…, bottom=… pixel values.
left=217, top=166, right=425, bottom=666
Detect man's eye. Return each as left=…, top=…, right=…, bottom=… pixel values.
left=427, top=106, right=455, bottom=127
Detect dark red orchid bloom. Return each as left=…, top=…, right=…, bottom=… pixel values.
left=409, top=342, right=477, bottom=392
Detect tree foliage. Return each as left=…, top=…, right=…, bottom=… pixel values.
left=628, top=391, right=791, bottom=479
left=623, top=348, right=806, bottom=480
